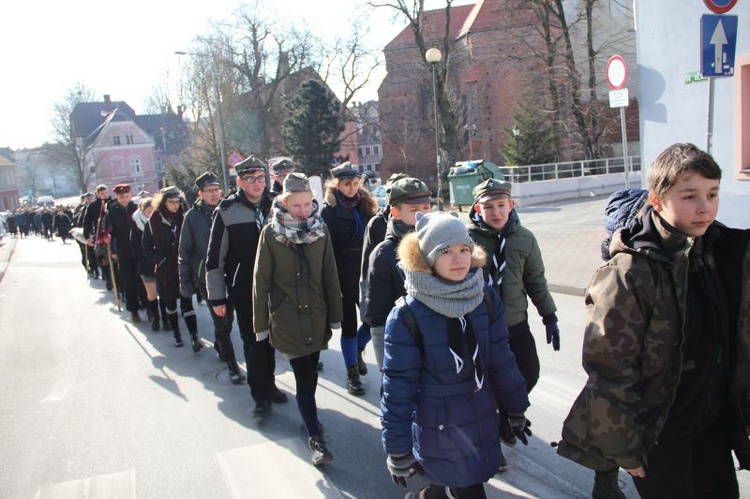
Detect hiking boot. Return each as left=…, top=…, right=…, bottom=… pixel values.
left=252, top=400, right=273, bottom=421
left=190, top=334, right=203, bottom=353
left=227, top=359, right=246, bottom=385
left=357, top=349, right=368, bottom=376
left=308, top=435, right=333, bottom=466
left=272, top=388, right=289, bottom=404
left=592, top=470, right=627, bottom=499
left=346, top=366, right=365, bottom=396
left=130, top=311, right=142, bottom=324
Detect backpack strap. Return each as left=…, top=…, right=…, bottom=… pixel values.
left=395, top=296, right=423, bottom=352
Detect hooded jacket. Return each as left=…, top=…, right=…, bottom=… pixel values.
left=557, top=207, right=750, bottom=471
left=252, top=223, right=343, bottom=357
left=381, top=234, right=529, bottom=488
left=321, top=185, right=377, bottom=300
left=467, top=206, right=557, bottom=327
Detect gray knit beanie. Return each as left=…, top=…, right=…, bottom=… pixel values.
left=415, top=212, right=474, bottom=266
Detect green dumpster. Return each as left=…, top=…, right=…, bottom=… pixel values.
left=447, top=160, right=504, bottom=209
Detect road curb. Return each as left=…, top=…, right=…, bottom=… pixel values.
left=0, top=237, right=17, bottom=285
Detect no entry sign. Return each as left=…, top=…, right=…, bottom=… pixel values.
left=703, top=0, right=738, bottom=14
left=605, top=55, right=628, bottom=90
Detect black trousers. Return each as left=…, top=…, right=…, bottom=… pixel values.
left=199, top=283, right=237, bottom=361
left=229, top=291, right=276, bottom=403
left=419, top=483, right=486, bottom=499
left=507, top=318, right=540, bottom=393
left=117, top=257, right=140, bottom=312
left=632, top=419, right=739, bottom=498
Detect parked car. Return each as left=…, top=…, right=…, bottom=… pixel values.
left=370, top=185, right=387, bottom=208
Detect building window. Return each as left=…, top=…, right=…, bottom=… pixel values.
left=126, top=134, right=134, bottom=145
left=374, top=145, right=379, bottom=156
left=131, top=157, right=141, bottom=174
left=113, top=136, right=121, bottom=145
left=375, top=163, right=380, bottom=172
left=365, top=146, right=371, bottom=156
left=358, top=147, right=363, bottom=157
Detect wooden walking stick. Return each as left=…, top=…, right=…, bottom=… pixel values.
left=106, top=244, right=121, bottom=312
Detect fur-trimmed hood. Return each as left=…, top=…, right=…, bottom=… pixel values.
left=323, top=184, right=378, bottom=216
left=398, top=232, right=486, bottom=274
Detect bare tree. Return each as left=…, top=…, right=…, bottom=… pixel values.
left=369, top=0, right=462, bottom=165
left=49, top=82, right=97, bottom=192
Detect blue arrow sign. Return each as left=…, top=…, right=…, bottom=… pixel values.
left=701, top=15, right=737, bottom=77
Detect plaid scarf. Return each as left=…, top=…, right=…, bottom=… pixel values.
left=270, top=197, right=326, bottom=246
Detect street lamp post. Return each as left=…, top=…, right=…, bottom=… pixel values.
left=175, top=50, right=229, bottom=191
left=425, top=47, right=442, bottom=211
left=512, top=126, right=521, bottom=164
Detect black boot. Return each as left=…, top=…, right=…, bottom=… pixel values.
left=149, top=300, right=160, bottom=331
left=346, top=365, right=365, bottom=396
left=592, top=470, right=626, bottom=499
left=184, top=313, right=202, bottom=353
left=226, top=357, right=246, bottom=385
left=169, top=314, right=183, bottom=347
left=161, top=299, right=172, bottom=331
left=190, top=333, right=203, bottom=353
left=357, top=349, right=368, bottom=375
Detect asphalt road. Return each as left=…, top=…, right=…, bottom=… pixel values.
left=1, top=232, right=746, bottom=498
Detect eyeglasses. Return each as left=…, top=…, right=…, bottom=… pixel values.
left=240, top=176, right=265, bottom=184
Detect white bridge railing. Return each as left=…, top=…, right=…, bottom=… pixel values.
left=498, top=156, right=642, bottom=183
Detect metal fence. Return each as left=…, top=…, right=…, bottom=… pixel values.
left=497, top=156, right=642, bottom=183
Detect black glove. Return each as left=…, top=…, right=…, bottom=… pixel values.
left=508, top=413, right=532, bottom=445
left=545, top=322, right=561, bottom=351
left=386, top=452, right=424, bottom=488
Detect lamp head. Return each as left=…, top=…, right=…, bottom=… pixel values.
left=425, top=48, right=442, bottom=64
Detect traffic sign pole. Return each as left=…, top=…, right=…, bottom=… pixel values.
left=606, top=55, right=630, bottom=188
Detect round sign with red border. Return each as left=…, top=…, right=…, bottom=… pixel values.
left=605, top=55, right=628, bottom=90
left=703, top=0, right=737, bottom=14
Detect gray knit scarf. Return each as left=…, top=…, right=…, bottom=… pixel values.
left=404, top=267, right=485, bottom=318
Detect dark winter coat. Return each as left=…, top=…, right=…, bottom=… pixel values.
left=363, top=224, right=406, bottom=327
left=131, top=211, right=153, bottom=277
left=205, top=189, right=274, bottom=305
left=178, top=199, right=216, bottom=295
left=320, top=186, right=377, bottom=301
left=557, top=208, right=750, bottom=471
left=105, top=200, right=137, bottom=258
left=83, top=197, right=111, bottom=241
left=467, top=207, right=557, bottom=327
left=381, top=235, right=529, bottom=488
left=41, top=210, right=53, bottom=229
left=142, top=205, right=185, bottom=300
left=53, top=212, right=71, bottom=237
left=253, top=224, right=343, bottom=357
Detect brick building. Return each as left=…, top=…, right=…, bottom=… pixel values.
left=378, top=1, right=550, bottom=187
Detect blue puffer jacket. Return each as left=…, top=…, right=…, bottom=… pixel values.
left=381, top=281, right=529, bottom=487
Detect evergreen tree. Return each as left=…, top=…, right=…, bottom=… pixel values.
left=501, top=83, right=558, bottom=168
left=282, top=80, right=344, bottom=177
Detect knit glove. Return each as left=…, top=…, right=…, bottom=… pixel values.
left=545, top=322, right=561, bottom=351
left=386, top=453, right=424, bottom=488
left=508, top=413, right=532, bottom=445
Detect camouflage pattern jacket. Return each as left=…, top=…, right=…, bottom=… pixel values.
left=557, top=207, right=750, bottom=471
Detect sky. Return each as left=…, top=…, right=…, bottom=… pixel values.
left=0, top=0, right=440, bottom=150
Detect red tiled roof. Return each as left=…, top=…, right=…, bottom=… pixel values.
left=385, top=3, right=477, bottom=50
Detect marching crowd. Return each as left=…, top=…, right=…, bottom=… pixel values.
left=12, top=143, right=749, bottom=498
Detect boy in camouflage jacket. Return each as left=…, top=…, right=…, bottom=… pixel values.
left=557, top=143, right=749, bottom=498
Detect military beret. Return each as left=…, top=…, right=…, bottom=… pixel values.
left=235, top=155, right=266, bottom=176
left=387, top=177, right=432, bottom=206
left=283, top=172, right=311, bottom=193
left=331, top=162, right=361, bottom=179
left=195, top=171, right=220, bottom=191
left=113, top=184, right=131, bottom=194
left=159, top=186, right=182, bottom=198
left=472, top=178, right=512, bottom=203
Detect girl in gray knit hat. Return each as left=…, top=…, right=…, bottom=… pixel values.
left=380, top=212, right=530, bottom=498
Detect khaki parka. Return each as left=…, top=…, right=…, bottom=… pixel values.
left=557, top=208, right=750, bottom=471
left=252, top=224, right=343, bottom=358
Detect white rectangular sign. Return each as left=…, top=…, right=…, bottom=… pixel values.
left=609, top=88, right=629, bottom=108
